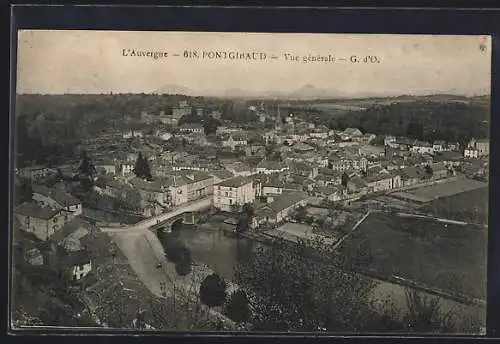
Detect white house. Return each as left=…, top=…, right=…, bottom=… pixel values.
left=213, top=176, right=255, bottom=212
left=256, top=159, right=289, bottom=174
left=121, top=163, right=134, bottom=176
left=464, top=148, right=479, bottom=159
left=63, top=249, right=92, bottom=281
left=410, top=141, right=434, bottom=155
left=178, top=123, right=205, bottom=135
left=221, top=134, right=248, bottom=150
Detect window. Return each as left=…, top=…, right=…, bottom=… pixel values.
left=229, top=199, right=233, bottom=205
left=225, top=192, right=228, bottom=197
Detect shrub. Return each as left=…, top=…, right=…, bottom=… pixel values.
left=199, top=273, right=227, bottom=307
left=225, top=290, right=251, bottom=323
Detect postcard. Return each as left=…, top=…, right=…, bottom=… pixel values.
left=11, top=30, right=490, bottom=334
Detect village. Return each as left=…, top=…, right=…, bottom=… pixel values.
left=12, top=98, right=489, bottom=331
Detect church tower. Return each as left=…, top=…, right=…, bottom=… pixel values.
left=275, top=104, right=282, bottom=131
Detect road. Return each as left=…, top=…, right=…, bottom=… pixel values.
left=102, top=196, right=212, bottom=233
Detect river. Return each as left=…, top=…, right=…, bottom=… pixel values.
left=165, top=224, right=485, bottom=332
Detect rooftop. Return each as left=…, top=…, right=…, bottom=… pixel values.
left=14, top=202, right=61, bottom=220
left=258, top=191, right=309, bottom=214
left=215, top=176, right=252, bottom=188
left=32, top=185, right=82, bottom=207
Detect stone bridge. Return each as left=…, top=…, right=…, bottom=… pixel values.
left=148, top=211, right=198, bottom=234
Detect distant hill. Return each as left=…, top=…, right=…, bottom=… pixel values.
left=156, top=84, right=196, bottom=96
left=153, top=83, right=489, bottom=100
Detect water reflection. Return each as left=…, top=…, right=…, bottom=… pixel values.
left=158, top=225, right=255, bottom=282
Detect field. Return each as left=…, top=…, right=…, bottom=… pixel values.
left=338, top=212, right=487, bottom=300
left=420, top=187, right=489, bottom=224
left=407, top=177, right=487, bottom=200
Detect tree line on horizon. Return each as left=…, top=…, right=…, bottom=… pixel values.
left=15, top=94, right=490, bottom=168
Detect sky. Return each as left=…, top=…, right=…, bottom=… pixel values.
left=16, top=30, right=492, bottom=97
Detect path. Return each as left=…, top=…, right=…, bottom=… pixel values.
left=331, top=211, right=372, bottom=251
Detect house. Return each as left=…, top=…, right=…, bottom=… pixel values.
left=358, top=145, right=385, bottom=158
left=343, top=128, right=363, bottom=138
left=216, top=125, right=242, bottom=136
left=387, top=137, right=414, bottom=151
left=179, top=133, right=208, bottom=145
left=288, top=161, right=319, bottom=179
left=253, top=192, right=310, bottom=227
left=256, top=159, right=289, bottom=174
left=245, top=144, right=266, bottom=157
left=315, top=172, right=341, bottom=187
left=24, top=247, right=44, bottom=266
left=61, top=249, right=93, bottom=281
left=464, top=148, right=479, bottom=159
left=475, top=139, right=489, bottom=157
left=222, top=134, right=248, bottom=150
left=18, top=166, right=57, bottom=181
left=309, top=130, right=329, bottom=139
left=224, top=162, right=255, bottom=177
left=428, top=162, right=450, bottom=179
left=399, top=166, right=424, bottom=187
left=120, top=163, right=134, bottom=176
left=328, top=156, right=367, bottom=172
left=433, top=140, right=446, bottom=153
left=14, top=203, right=68, bottom=241
left=178, top=123, right=205, bottom=135
left=210, top=169, right=235, bottom=184
left=129, top=177, right=172, bottom=208
left=123, top=129, right=144, bottom=139
left=181, top=171, right=215, bottom=202
left=347, top=177, right=368, bottom=195
left=410, top=141, right=434, bottom=155
left=32, top=185, right=83, bottom=216
left=95, top=161, right=117, bottom=176
left=313, top=186, right=345, bottom=202
left=293, top=142, right=315, bottom=152
left=57, top=164, right=80, bottom=180
left=260, top=176, right=286, bottom=196
left=157, top=131, right=173, bottom=141
left=365, top=172, right=402, bottom=193
left=213, top=176, right=255, bottom=212
left=384, top=136, right=396, bottom=146
left=434, top=151, right=463, bottom=167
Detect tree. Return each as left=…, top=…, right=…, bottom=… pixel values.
left=78, top=150, right=96, bottom=191
left=143, top=156, right=153, bottom=181
left=293, top=205, right=308, bottom=222
left=424, top=165, right=434, bottom=177
left=78, top=150, right=95, bottom=178
left=403, top=288, right=455, bottom=333
left=17, top=181, right=34, bottom=204
left=225, top=290, right=251, bottom=323
left=134, top=153, right=145, bottom=178
left=236, top=203, right=255, bottom=233
left=341, top=172, right=350, bottom=188
left=134, top=153, right=153, bottom=181
left=123, top=187, right=142, bottom=211
left=236, top=241, right=378, bottom=331
left=199, top=273, right=228, bottom=307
